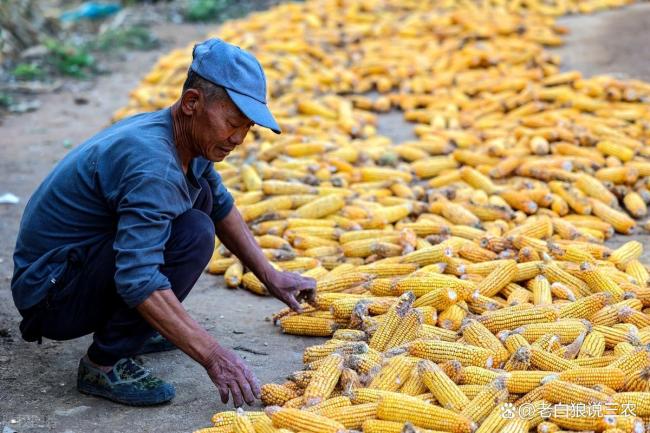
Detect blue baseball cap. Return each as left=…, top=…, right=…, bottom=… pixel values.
left=190, top=38, right=281, bottom=134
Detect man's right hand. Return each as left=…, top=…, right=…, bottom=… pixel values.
left=204, top=344, right=261, bottom=407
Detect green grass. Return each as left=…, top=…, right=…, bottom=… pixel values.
left=12, top=63, right=45, bottom=81
left=44, top=39, right=96, bottom=78
left=90, top=26, right=159, bottom=52
left=184, top=0, right=240, bottom=22
left=0, top=93, right=13, bottom=108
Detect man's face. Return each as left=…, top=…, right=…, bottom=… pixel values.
left=192, top=93, right=253, bottom=162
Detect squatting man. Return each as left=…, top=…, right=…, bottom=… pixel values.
left=12, top=39, right=316, bottom=407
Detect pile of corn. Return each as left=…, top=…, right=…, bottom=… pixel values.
left=114, top=0, right=650, bottom=432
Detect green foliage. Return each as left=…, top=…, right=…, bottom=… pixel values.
left=12, top=63, right=45, bottom=80
left=0, top=92, right=13, bottom=108
left=91, top=26, right=159, bottom=52
left=44, top=39, right=96, bottom=78
left=184, top=0, right=232, bottom=22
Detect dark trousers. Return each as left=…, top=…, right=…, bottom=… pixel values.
left=19, top=179, right=216, bottom=365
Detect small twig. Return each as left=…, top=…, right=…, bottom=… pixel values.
left=233, top=345, right=269, bottom=356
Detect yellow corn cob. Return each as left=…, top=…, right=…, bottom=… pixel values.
left=303, top=353, right=343, bottom=406
left=398, top=365, right=428, bottom=396
left=369, top=355, right=416, bottom=392
left=458, top=243, right=498, bottom=263
left=316, top=272, right=370, bottom=293
left=503, top=346, right=532, bottom=372
left=400, top=245, right=451, bottom=266
left=558, top=366, right=625, bottom=390
left=279, top=316, right=337, bottom=337
left=476, top=260, right=517, bottom=297
left=548, top=181, right=592, bottom=215
left=625, top=260, right=649, bottom=286
left=242, top=272, right=268, bottom=295
left=542, top=379, right=612, bottom=405
left=261, top=383, right=302, bottom=407
left=541, top=262, right=592, bottom=298
left=369, top=292, right=415, bottom=352
left=503, top=370, right=550, bottom=394
left=303, top=395, right=351, bottom=414
left=318, top=402, right=378, bottom=429
left=623, top=367, right=650, bottom=392
left=373, top=419, right=446, bottom=433
left=438, top=304, right=467, bottom=331
left=302, top=340, right=367, bottom=363
left=409, top=340, right=494, bottom=368
left=578, top=331, right=607, bottom=358
left=416, top=324, right=458, bottom=342
left=610, top=241, right=643, bottom=268
left=527, top=275, right=552, bottom=306
left=341, top=238, right=401, bottom=258
left=504, top=333, right=532, bottom=354
left=224, top=261, right=244, bottom=288
left=241, top=164, right=262, bottom=192
left=608, top=348, right=650, bottom=375
left=287, top=370, right=314, bottom=389
left=265, top=406, right=345, bottom=433
left=623, top=191, right=647, bottom=218
left=418, top=360, right=470, bottom=411
left=506, top=286, right=532, bottom=306
left=208, top=257, right=236, bottom=275
left=531, top=334, right=563, bottom=352
left=210, top=411, right=267, bottom=429
left=477, top=306, right=558, bottom=333
left=460, top=378, right=509, bottom=424
left=377, top=392, right=475, bottom=433
left=392, top=276, right=463, bottom=302
left=262, top=180, right=317, bottom=195
left=590, top=198, right=636, bottom=234
left=250, top=415, right=277, bottom=433
left=580, top=262, right=624, bottom=301
left=293, top=195, right=345, bottom=219
left=460, top=166, right=499, bottom=194
left=385, top=309, right=422, bottom=349
left=515, top=261, right=543, bottom=282
left=348, top=352, right=383, bottom=376
left=591, top=300, right=640, bottom=326
left=573, top=355, right=619, bottom=368
left=517, top=319, right=589, bottom=345
left=356, top=263, right=419, bottom=278
left=529, top=346, right=577, bottom=372
left=241, top=196, right=294, bottom=222
left=458, top=366, right=501, bottom=386
left=461, top=319, right=510, bottom=366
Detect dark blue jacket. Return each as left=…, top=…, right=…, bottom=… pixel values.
left=12, top=108, right=233, bottom=310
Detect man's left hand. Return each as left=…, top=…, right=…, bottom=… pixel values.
left=264, top=270, right=316, bottom=312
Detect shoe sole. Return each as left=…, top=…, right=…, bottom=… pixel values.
left=77, top=382, right=174, bottom=406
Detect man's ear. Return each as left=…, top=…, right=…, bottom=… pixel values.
left=180, top=89, right=200, bottom=116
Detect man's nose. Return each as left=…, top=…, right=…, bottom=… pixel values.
left=229, top=129, right=247, bottom=146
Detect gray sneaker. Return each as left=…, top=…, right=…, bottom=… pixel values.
left=77, top=357, right=175, bottom=406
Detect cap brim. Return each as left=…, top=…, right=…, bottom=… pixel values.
left=225, top=88, right=281, bottom=134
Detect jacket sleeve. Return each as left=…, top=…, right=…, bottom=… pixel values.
left=113, top=174, right=187, bottom=307
left=202, top=164, right=235, bottom=223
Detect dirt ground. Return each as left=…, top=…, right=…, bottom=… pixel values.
left=2, top=3, right=650, bottom=433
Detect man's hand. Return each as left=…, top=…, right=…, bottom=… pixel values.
left=205, top=344, right=261, bottom=407
left=137, top=290, right=261, bottom=407
left=264, top=270, right=317, bottom=312
left=214, top=207, right=317, bottom=313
